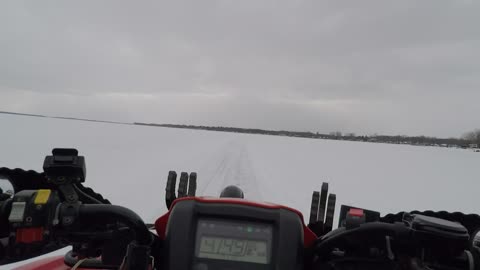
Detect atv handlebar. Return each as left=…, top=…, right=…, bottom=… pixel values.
left=1, top=148, right=480, bottom=270
left=1, top=179, right=480, bottom=270
left=311, top=220, right=478, bottom=270
left=77, top=204, right=152, bottom=245
left=0, top=188, right=154, bottom=267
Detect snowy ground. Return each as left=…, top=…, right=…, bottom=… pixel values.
left=1, top=114, right=479, bottom=269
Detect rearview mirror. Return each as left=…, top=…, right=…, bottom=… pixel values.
left=0, top=178, right=14, bottom=198
left=473, top=231, right=480, bottom=248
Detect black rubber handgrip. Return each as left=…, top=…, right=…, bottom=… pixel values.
left=76, top=204, right=152, bottom=245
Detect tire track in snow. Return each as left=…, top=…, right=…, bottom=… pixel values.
left=198, top=140, right=262, bottom=200
left=199, top=151, right=229, bottom=195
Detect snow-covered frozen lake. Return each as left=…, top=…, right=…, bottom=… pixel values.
left=2, top=114, right=478, bottom=217
left=1, top=113, right=479, bottom=268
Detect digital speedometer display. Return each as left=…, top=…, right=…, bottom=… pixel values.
left=195, top=219, right=272, bottom=264
left=198, top=236, right=268, bottom=264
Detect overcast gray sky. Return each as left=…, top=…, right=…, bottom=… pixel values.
left=1, top=1, right=479, bottom=137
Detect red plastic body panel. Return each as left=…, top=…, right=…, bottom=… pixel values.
left=155, top=196, right=318, bottom=247
left=11, top=256, right=99, bottom=270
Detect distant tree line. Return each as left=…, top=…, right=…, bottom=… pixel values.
left=135, top=122, right=480, bottom=149
left=3, top=109, right=474, bottom=148
left=463, top=129, right=480, bottom=145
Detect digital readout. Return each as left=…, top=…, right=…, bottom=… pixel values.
left=197, top=236, right=268, bottom=264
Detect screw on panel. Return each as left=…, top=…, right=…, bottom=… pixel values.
left=63, top=217, right=72, bottom=225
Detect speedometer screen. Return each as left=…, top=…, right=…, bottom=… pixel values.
left=198, top=236, right=268, bottom=264
left=195, top=219, right=272, bottom=264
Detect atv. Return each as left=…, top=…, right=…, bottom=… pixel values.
left=0, top=148, right=479, bottom=270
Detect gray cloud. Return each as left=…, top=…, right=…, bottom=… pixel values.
left=1, top=0, right=479, bottom=137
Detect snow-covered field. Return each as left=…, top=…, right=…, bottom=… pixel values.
left=1, top=114, right=479, bottom=268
